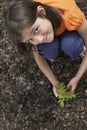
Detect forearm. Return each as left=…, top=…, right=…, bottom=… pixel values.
left=33, top=50, right=58, bottom=86
left=76, top=19, right=87, bottom=81
left=75, top=52, right=87, bottom=80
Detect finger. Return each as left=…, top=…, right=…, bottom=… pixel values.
left=71, top=86, right=76, bottom=91
left=67, top=83, right=72, bottom=89
left=53, top=87, right=58, bottom=97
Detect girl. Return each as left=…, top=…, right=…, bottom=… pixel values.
left=5, top=0, right=87, bottom=97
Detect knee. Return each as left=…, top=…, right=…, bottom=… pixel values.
left=37, top=37, right=60, bottom=61
left=61, top=31, right=84, bottom=60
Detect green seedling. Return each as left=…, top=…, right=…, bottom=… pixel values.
left=55, top=83, right=76, bottom=107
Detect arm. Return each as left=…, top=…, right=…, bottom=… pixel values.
left=32, top=48, right=58, bottom=86
left=32, top=48, right=59, bottom=97
left=76, top=19, right=87, bottom=79
left=68, top=19, right=87, bottom=90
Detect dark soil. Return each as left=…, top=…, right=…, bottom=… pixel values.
left=0, top=0, right=87, bottom=130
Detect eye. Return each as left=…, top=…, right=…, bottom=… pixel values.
left=34, top=27, right=39, bottom=34
left=29, top=39, right=33, bottom=43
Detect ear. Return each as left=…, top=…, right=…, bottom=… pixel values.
left=37, top=6, right=46, bottom=16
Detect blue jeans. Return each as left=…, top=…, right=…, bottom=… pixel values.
left=37, top=30, right=84, bottom=61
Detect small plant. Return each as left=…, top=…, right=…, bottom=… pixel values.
left=55, top=82, right=76, bottom=107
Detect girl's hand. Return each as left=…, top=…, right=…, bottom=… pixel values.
left=67, top=77, right=79, bottom=91
left=52, top=81, right=60, bottom=97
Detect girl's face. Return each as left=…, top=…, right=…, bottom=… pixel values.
left=21, top=17, right=54, bottom=45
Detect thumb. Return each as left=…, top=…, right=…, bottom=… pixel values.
left=67, top=82, right=72, bottom=89
left=53, top=87, right=58, bottom=97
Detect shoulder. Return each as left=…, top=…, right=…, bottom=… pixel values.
left=35, top=0, right=75, bottom=8
left=77, top=19, right=87, bottom=35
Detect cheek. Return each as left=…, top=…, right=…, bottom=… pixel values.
left=47, top=24, right=53, bottom=33
left=41, top=25, right=50, bottom=33
left=40, top=22, right=53, bottom=33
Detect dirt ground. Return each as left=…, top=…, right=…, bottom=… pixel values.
left=0, top=0, right=87, bottom=130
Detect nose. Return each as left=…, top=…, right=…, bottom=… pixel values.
left=34, top=35, right=43, bottom=44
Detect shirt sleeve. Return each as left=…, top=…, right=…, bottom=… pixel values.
left=62, top=5, right=86, bottom=30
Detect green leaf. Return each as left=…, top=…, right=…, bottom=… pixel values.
left=55, top=82, right=76, bottom=107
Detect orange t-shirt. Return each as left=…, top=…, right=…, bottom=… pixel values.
left=35, top=0, right=85, bottom=35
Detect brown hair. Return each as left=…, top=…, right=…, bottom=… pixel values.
left=4, top=0, right=61, bottom=56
